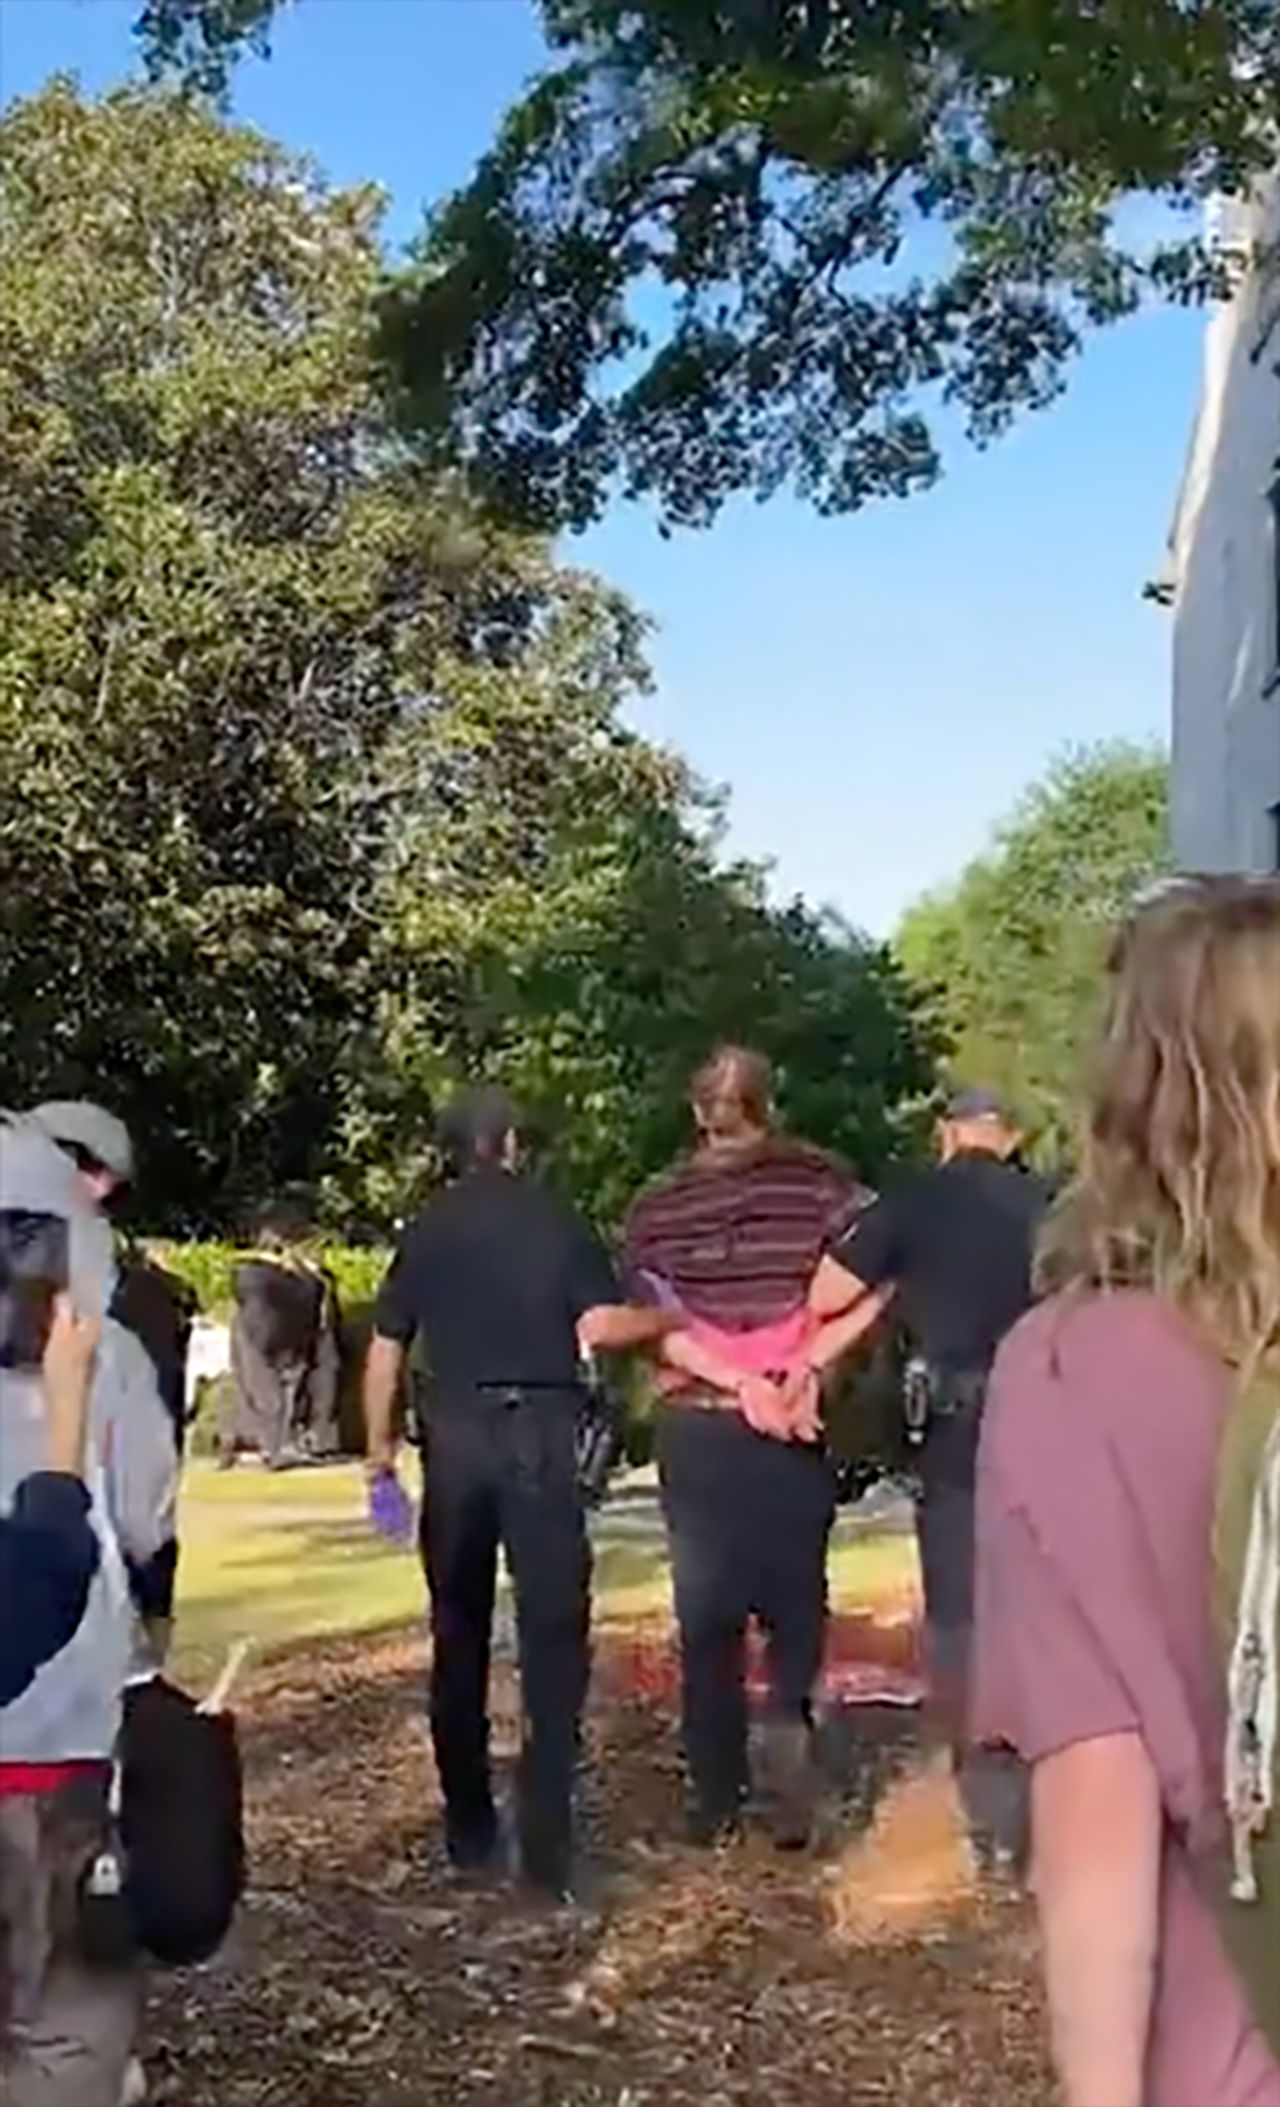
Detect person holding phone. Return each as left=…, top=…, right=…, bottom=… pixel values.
left=0, top=1296, right=102, bottom=1708
left=2, top=1103, right=178, bottom=2107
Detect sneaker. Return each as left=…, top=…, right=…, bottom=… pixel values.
left=120, top=2060, right=148, bottom=2107
left=971, top=1834, right=1025, bottom=1888
left=759, top=1717, right=819, bottom=1851
left=519, top=1861, right=575, bottom=1908
left=517, top=1822, right=574, bottom=1903
left=446, top=1819, right=501, bottom=1882
left=685, top=1802, right=744, bottom=1850
left=266, top=1444, right=307, bottom=1472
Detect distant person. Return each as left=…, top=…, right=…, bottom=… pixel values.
left=363, top=1088, right=668, bottom=1901
left=973, top=878, right=1280, bottom=2107
left=807, top=1086, right=1051, bottom=1869
left=623, top=1048, right=866, bottom=1850
left=227, top=1220, right=339, bottom=1468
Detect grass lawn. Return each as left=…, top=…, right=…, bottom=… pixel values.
left=157, top=1466, right=1043, bottom=2107
left=174, top=1460, right=917, bottom=1684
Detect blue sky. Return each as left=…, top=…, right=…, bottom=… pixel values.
left=1, top=0, right=1204, bottom=935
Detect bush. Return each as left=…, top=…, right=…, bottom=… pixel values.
left=150, top=1241, right=390, bottom=1321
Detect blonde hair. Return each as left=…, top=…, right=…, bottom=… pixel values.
left=690, top=1045, right=773, bottom=1153
left=1037, top=878, right=1280, bottom=1374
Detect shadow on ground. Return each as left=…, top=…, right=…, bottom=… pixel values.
left=148, top=1625, right=1051, bottom=2107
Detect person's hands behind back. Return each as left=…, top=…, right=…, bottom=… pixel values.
left=779, top=1364, right=822, bottom=1445
left=736, top=1373, right=795, bottom=1443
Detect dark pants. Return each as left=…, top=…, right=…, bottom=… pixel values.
left=0, top=1781, right=138, bottom=2107
left=419, top=1391, right=590, bottom=1892
left=226, top=1321, right=305, bottom=1463
left=916, top=1454, right=1026, bottom=1867
left=657, top=1405, right=836, bottom=1827
left=224, top=1320, right=340, bottom=1464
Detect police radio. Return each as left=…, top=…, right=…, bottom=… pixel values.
left=902, top=1356, right=934, bottom=1448
left=574, top=1350, right=623, bottom=1508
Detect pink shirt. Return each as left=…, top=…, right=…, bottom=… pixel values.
left=680, top=1307, right=814, bottom=1377
left=974, top=1292, right=1280, bottom=2107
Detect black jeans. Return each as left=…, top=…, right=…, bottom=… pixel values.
left=419, top=1391, right=590, bottom=1891
left=916, top=1447, right=1027, bottom=1868
left=657, top=1404, right=836, bottom=1827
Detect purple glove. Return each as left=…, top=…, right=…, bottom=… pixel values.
left=367, top=1469, right=414, bottom=1545
left=638, top=1270, right=683, bottom=1312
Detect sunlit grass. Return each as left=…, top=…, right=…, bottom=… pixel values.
left=174, top=1465, right=420, bottom=1683
left=173, top=1461, right=917, bottom=1685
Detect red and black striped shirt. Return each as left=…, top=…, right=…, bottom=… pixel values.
left=623, top=1140, right=868, bottom=1331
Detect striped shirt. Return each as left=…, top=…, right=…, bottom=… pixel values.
left=623, top=1140, right=866, bottom=1331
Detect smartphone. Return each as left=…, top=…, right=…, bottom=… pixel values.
left=0, top=1209, right=70, bottom=1371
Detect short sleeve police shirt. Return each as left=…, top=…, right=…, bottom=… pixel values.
left=831, top=1152, right=1050, bottom=1375
left=373, top=1167, right=620, bottom=1390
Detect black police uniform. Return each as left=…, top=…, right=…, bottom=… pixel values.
left=830, top=1149, right=1049, bottom=1854
left=833, top=1150, right=1049, bottom=1633
left=374, top=1164, right=620, bottom=1893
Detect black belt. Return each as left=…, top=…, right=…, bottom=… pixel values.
left=473, top=1380, right=584, bottom=1398
left=435, top=1381, right=588, bottom=1417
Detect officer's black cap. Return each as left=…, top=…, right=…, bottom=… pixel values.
left=945, top=1085, right=1011, bottom=1124
left=436, top=1085, right=521, bottom=1162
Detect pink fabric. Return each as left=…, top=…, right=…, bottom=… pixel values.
left=975, top=1292, right=1280, bottom=2107
left=681, top=1307, right=815, bottom=1378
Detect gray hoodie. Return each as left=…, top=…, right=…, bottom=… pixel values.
left=1, top=1110, right=116, bottom=1318
left=1, top=1117, right=177, bottom=1762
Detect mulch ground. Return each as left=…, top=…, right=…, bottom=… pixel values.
left=148, top=1624, right=1053, bottom=2106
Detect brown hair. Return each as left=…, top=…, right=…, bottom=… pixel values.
left=690, top=1045, right=773, bottom=1154
left=1037, top=877, right=1280, bottom=1374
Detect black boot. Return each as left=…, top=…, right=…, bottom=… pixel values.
left=445, top=1807, right=500, bottom=1881
left=759, top=1716, right=820, bottom=1851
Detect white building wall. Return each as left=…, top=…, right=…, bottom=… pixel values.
left=1170, top=184, right=1280, bottom=874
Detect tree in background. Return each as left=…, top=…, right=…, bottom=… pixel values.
left=134, top=0, right=1279, bottom=533
left=1, top=80, right=559, bottom=1222
left=896, top=743, right=1169, bottom=1157
left=339, top=584, right=936, bottom=1227
left=2, top=82, right=937, bottom=1232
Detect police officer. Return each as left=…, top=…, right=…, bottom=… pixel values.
left=808, top=1086, right=1051, bottom=1866
left=362, top=1087, right=667, bottom=1901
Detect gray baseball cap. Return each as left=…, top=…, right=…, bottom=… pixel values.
left=29, top=1100, right=135, bottom=1181
left=945, top=1085, right=1011, bottom=1125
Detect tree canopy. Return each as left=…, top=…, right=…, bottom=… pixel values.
left=1, top=82, right=937, bottom=1232
left=896, top=742, right=1169, bottom=1157
left=134, top=0, right=1280, bottom=532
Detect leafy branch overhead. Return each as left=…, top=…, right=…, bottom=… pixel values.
left=134, top=0, right=283, bottom=97
left=2, top=82, right=937, bottom=1231
left=136, top=0, right=1280, bottom=531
